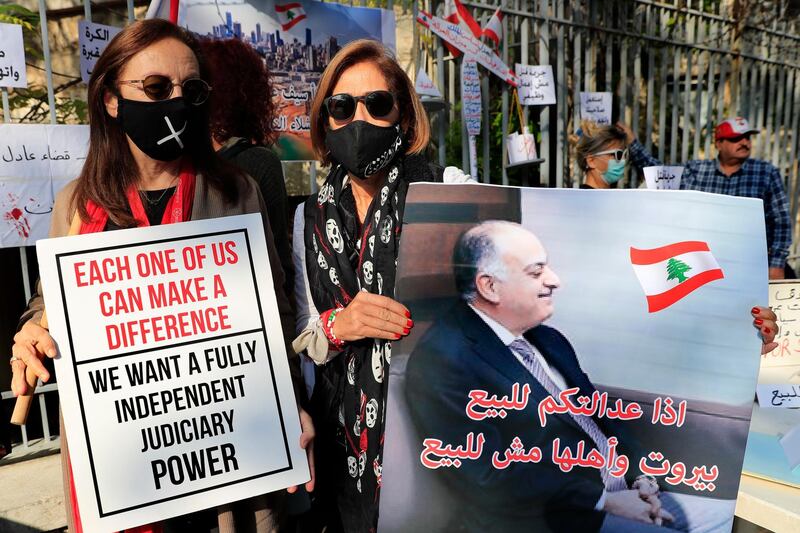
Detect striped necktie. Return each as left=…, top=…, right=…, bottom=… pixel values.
left=509, top=338, right=628, bottom=492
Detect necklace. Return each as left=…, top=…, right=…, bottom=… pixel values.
left=139, top=176, right=179, bottom=206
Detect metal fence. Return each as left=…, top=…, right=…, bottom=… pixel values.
left=414, top=0, right=800, bottom=259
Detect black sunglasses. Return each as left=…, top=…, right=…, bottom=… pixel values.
left=118, top=74, right=212, bottom=106
left=323, top=91, right=395, bottom=121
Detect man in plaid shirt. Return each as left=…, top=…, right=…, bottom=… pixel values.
left=621, top=117, right=792, bottom=279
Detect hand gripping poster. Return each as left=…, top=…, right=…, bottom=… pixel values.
left=379, top=185, right=767, bottom=533
left=147, top=0, right=396, bottom=161
left=36, top=214, right=307, bottom=532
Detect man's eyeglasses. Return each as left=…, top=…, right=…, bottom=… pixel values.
left=117, top=75, right=211, bottom=106
left=323, top=91, right=396, bottom=121
left=592, top=148, right=629, bottom=161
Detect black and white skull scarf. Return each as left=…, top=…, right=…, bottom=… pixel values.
left=303, top=153, right=432, bottom=529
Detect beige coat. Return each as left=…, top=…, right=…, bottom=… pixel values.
left=23, top=173, right=300, bottom=533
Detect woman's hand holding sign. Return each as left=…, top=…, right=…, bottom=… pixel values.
left=752, top=306, right=778, bottom=354
left=10, top=319, right=57, bottom=396
left=287, top=407, right=315, bottom=494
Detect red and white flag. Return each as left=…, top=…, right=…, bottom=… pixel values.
left=443, top=0, right=482, bottom=57
left=630, top=241, right=724, bottom=313
left=275, top=2, right=307, bottom=31
left=482, top=8, right=503, bottom=47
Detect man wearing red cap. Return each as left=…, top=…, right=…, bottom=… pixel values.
left=621, top=117, right=791, bottom=280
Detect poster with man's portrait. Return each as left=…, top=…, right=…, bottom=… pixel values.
left=379, top=184, right=766, bottom=533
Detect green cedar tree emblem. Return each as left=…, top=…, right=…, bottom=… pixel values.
left=666, top=257, right=692, bottom=283
left=287, top=10, right=294, bottom=19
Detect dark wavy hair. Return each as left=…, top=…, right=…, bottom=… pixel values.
left=73, top=18, right=240, bottom=228
left=200, top=38, right=277, bottom=146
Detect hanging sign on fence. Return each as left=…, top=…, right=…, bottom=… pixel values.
left=79, top=21, right=122, bottom=83
left=516, top=64, right=556, bottom=106
left=0, top=22, right=28, bottom=88
left=579, top=91, right=612, bottom=125
left=37, top=213, right=309, bottom=532
left=461, top=58, right=481, bottom=178
left=643, top=166, right=684, bottom=190
left=0, top=124, right=90, bottom=248
left=415, top=67, right=442, bottom=98
left=417, top=10, right=517, bottom=87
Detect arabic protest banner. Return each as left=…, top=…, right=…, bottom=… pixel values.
left=147, top=0, right=395, bottom=161
left=460, top=58, right=481, bottom=178
left=79, top=21, right=122, bottom=83
left=742, top=280, right=800, bottom=484
left=416, top=10, right=517, bottom=86
left=0, top=22, right=27, bottom=88
left=580, top=91, right=613, bottom=125
left=516, top=64, right=556, bottom=106
left=380, top=184, right=766, bottom=532
left=37, top=214, right=308, bottom=531
left=0, top=124, right=90, bottom=248
left=643, top=166, right=684, bottom=190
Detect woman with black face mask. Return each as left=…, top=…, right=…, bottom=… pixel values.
left=291, top=39, right=472, bottom=532
left=10, top=19, right=313, bottom=533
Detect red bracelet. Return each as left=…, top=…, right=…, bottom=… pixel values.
left=321, top=308, right=345, bottom=349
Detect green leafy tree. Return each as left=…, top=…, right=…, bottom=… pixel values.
left=0, top=4, right=87, bottom=124
left=666, top=258, right=692, bottom=283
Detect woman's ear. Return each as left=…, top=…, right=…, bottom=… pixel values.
left=104, top=88, right=119, bottom=119
left=585, top=155, right=596, bottom=171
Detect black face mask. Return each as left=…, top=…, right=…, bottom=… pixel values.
left=325, top=121, right=403, bottom=179
left=116, top=97, right=192, bottom=162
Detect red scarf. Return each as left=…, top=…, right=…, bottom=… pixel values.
left=80, top=161, right=196, bottom=234
left=69, top=161, right=196, bottom=533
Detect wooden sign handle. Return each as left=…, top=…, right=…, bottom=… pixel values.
left=10, top=311, right=48, bottom=426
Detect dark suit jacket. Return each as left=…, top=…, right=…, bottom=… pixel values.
left=405, top=301, right=641, bottom=533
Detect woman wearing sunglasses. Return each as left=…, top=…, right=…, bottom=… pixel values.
left=290, top=39, right=470, bottom=532
left=575, top=120, right=630, bottom=189
left=10, top=19, right=311, bottom=533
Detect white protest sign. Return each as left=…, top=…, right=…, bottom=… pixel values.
left=79, top=21, right=122, bottom=83
left=643, top=166, right=684, bottom=190
left=38, top=214, right=308, bottom=532
left=516, top=64, right=556, bottom=106
left=756, top=384, right=800, bottom=408
left=460, top=58, right=481, bottom=137
left=764, top=280, right=800, bottom=368
left=0, top=22, right=27, bottom=88
left=0, top=124, right=90, bottom=247
left=461, top=58, right=481, bottom=177
left=416, top=10, right=517, bottom=86
left=506, top=131, right=538, bottom=165
left=415, top=67, right=442, bottom=98
left=579, top=91, right=612, bottom=125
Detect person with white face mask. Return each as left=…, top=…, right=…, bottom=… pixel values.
left=575, top=120, right=630, bottom=189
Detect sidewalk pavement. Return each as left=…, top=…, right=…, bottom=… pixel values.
left=0, top=438, right=65, bottom=533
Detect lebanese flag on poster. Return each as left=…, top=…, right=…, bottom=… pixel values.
left=482, top=8, right=503, bottom=47
left=275, top=2, right=307, bottom=31
left=630, top=241, right=725, bottom=313
left=443, top=0, right=482, bottom=57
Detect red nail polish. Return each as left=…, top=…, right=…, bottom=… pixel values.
left=403, top=328, right=410, bottom=335
left=755, top=318, right=764, bottom=325
left=405, top=310, right=411, bottom=318
left=406, top=319, right=413, bottom=328
left=764, top=327, right=771, bottom=334
left=751, top=307, right=760, bottom=315
left=395, top=333, right=402, bottom=339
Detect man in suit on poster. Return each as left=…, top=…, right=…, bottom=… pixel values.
left=405, top=220, right=687, bottom=533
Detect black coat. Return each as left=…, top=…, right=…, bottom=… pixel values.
left=405, top=301, right=642, bottom=533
